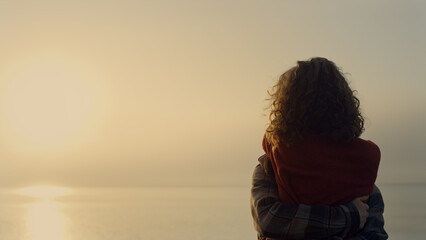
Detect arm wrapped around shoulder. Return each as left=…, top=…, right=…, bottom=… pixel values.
left=251, top=161, right=360, bottom=239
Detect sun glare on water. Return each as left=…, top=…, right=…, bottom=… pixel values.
left=16, top=186, right=72, bottom=240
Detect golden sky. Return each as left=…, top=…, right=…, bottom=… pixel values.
left=0, top=0, right=425, bottom=187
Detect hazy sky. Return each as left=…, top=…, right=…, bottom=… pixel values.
left=0, top=0, right=425, bottom=187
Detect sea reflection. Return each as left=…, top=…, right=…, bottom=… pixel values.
left=25, top=200, right=70, bottom=240
left=17, top=186, right=71, bottom=240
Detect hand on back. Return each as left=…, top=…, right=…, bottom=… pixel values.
left=352, top=196, right=369, bottom=229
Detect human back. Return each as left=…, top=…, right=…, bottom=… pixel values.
left=263, top=57, right=381, bottom=205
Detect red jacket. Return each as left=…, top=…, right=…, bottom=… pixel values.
left=262, top=134, right=380, bottom=205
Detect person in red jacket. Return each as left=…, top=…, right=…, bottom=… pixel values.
left=263, top=57, right=381, bottom=206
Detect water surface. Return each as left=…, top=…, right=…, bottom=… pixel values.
left=0, top=184, right=424, bottom=239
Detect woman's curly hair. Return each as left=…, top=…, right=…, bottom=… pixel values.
left=266, top=57, right=364, bottom=146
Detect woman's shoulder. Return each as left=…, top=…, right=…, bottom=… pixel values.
left=353, top=138, right=380, bottom=151
left=352, top=138, right=381, bottom=163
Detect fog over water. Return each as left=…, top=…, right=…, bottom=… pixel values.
left=0, top=0, right=425, bottom=187
left=0, top=1, right=425, bottom=239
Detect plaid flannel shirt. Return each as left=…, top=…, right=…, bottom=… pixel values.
left=251, top=155, right=388, bottom=240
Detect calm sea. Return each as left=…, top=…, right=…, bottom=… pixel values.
left=0, top=184, right=424, bottom=240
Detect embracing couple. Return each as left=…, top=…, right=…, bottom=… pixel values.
left=250, top=57, right=388, bottom=240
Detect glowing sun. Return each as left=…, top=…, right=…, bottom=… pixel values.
left=1, top=61, right=93, bottom=145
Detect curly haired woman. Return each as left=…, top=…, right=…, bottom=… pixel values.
left=262, top=57, right=381, bottom=206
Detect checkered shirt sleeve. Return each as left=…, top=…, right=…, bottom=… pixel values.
left=251, top=164, right=388, bottom=240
